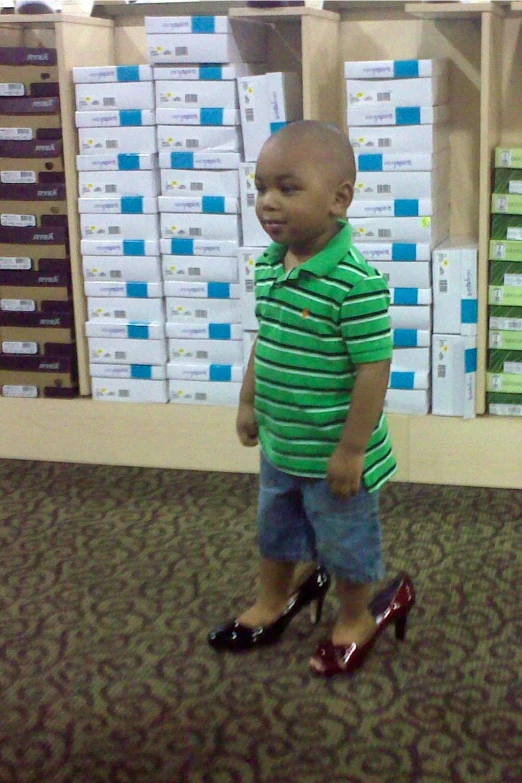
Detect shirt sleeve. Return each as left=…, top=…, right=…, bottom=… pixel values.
left=340, top=273, right=393, bottom=364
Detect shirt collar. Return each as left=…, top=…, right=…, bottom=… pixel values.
left=262, top=221, right=353, bottom=278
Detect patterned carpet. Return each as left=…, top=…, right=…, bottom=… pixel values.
left=1, top=458, right=521, bottom=783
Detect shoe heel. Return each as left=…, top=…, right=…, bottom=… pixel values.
left=310, top=594, right=326, bottom=625
left=394, top=614, right=408, bottom=641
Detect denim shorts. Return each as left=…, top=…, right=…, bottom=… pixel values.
left=257, top=453, right=385, bottom=583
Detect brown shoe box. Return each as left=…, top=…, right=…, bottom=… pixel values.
left=0, top=48, right=57, bottom=67
left=0, top=183, right=66, bottom=201
left=0, top=97, right=61, bottom=142
left=0, top=310, right=75, bottom=358
left=0, top=96, right=60, bottom=116
left=0, top=142, right=65, bottom=184
left=0, top=269, right=72, bottom=315
left=0, top=252, right=70, bottom=272
left=0, top=194, right=68, bottom=230
left=0, top=138, right=63, bottom=159
left=0, top=354, right=77, bottom=398
left=0, top=225, right=68, bottom=247
left=0, top=65, right=59, bottom=99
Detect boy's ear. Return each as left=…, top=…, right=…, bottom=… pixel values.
left=331, top=180, right=354, bottom=217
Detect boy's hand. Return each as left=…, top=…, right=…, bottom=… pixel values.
left=236, top=402, right=259, bottom=447
left=326, top=445, right=365, bottom=500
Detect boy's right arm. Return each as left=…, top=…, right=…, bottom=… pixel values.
left=237, top=338, right=259, bottom=447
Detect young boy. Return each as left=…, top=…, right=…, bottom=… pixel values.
left=208, top=121, right=414, bottom=676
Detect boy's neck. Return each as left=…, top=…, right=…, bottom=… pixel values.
left=284, top=222, right=341, bottom=270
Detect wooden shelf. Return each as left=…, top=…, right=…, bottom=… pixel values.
left=0, top=13, right=113, bottom=25
left=405, top=2, right=505, bottom=18
left=229, top=5, right=339, bottom=21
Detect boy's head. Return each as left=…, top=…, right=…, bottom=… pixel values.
left=255, top=120, right=355, bottom=255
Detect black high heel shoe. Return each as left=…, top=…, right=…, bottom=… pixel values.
left=208, top=566, right=331, bottom=652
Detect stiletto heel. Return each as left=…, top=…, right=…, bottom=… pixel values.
left=394, top=614, right=408, bottom=641
left=310, top=593, right=326, bottom=625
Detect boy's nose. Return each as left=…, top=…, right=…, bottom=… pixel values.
left=260, top=190, right=278, bottom=210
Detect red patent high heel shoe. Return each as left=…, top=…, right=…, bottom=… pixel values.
left=310, top=572, right=415, bottom=677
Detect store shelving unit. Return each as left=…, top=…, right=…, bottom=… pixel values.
left=0, top=1, right=521, bottom=489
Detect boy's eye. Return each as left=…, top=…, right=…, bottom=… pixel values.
left=280, top=185, right=296, bottom=194
left=255, top=185, right=265, bottom=194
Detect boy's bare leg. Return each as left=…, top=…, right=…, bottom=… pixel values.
left=238, top=558, right=295, bottom=627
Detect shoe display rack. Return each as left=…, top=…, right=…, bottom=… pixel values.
left=0, top=1, right=521, bottom=489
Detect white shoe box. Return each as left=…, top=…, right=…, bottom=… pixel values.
left=145, top=16, right=233, bottom=34
left=75, top=82, right=155, bottom=112
left=239, top=162, right=268, bottom=246
left=157, top=125, right=240, bottom=153
left=73, top=65, right=153, bottom=84
left=239, top=246, right=259, bottom=331
left=85, top=281, right=163, bottom=298
left=166, top=297, right=241, bottom=323
left=79, top=197, right=158, bottom=214
left=86, top=321, right=165, bottom=340
left=168, top=338, right=243, bottom=365
left=351, top=210, right=449, bottom=245
left=346, top=76, right=448, bottom=107
left=92, top=377, right=168, bottom=403
left=146, top=24, right=267, bottom=65
left=153, top=64, right=264, bottom=82
left=390, top=305, right=431, bottom=330
left=384, top=389, right=430, bottom=415
left=355, top=242, right=431, bottom=262
left=156, top=107, right=240, bottom=126
left=88, top=337, right=167, bottom=365
left=389, top=288, right=432, bottom=306
left=76, top=153, right=158, bottom=172
left=75, top=110, right=155, bottom=128
left=350, top=125, right=449, bottom=154
left=88, top=297, right=165, bottom=323
left=392, top=347, right=431, bottom=372
left=162, top=255, right=238, bottom=283
left=158, top=195, right=238, bottom=214
left=168, top=380, right=241, bottom=406
left=161, top=238, right=238, bottom=257
left=344, top=59, right=447, bottom=80
left=355, top=150, right=449, bottom=173
left=159, top=151, right=240, bottom=170
left=432, top=334, right=477, bottom=418
left=347, top=104, right=449, bottom=128
left=164, top=281, right=239, bottom=299
left=161, top=168, right=239, bottom=198
left=160, top=212, right=240, bottom=241
left=432, top=238, right=478, bottom=336
left=79, top=170, right=160, bottom=198
left=155, top=80, right=237, bottom=108
left=392, top=329, right=431, bottom=348
left=81, top=213, right=159, bottom=240
left=353, top=169, right=446, bottom=201
left=83, top=256, right=162, bottom=283
left=167, top=362, right=243, bottom=382
left=78, top=127, right=157, bottom=155
left=348, top=197, right=443, bottom=219
left=81, top=239, right=159, bottom=257
left=90, top=363, right=167, bottom=380
left=389, top=368, right=430, bottom=390
left=371, top=262, right=431, bottom=289
left=166, top=322, right=242, bottom=340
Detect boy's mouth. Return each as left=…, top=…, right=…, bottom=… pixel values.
left=262, top=219, right=286, bottom=231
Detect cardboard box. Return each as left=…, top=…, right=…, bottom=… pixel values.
left=488, top=399, right=522, bottom=416
left=0, top=195, right=67, bottom=230
left=432, top=238, right=478, bottom=335
left=347, top=104, right=449, bottom=128
left=344, top=59, right=447, bottom=80
left=1, top=164, right=64, bottom=187
left=145, top=16, right=234, bottom=34
left=78, top=196, right=158, bottom=214
left=489, top=285, right=522, bottom=307
left=73, top=65, right=153, bottom=84
left=168, top=379, right=241, bottom=406
left=432, top=334, right=476, bottom=418
left=165, top=297, right=241, bottom=323
left=239, top=162, right=268, bottom=247
left=389, top=288, right=432, bottom=306
left=81, top=238, right=159, bottom=257
left=346, top=76, right=448, bottom=107
left=168, top=337, right=242, bottom=365
left=164, top=281, right=239, bottom=299
left=487, top=372, right=522, bottom=395
left=0, top=311, right=74, bottom=358
left=155, top=80, right=237, bottom=108
left=78, top=127, right=157, bottom=155
left=490, top=261, right=522, bottom=288
left=0, top=354, right=77, bottom=398
left=0, top=181, right=66, bottom=204
left=88, top=336, right=167, bottom=365
left=495, top=148, right=522, bottom=169
left=165, top=321, right=242, bottom=340
left=159, top=150, right=240, bottom=170
left=84, top=281, right=163, bottom=298
left=87, top=297, right=165, bottom=323
left=76, top=152, right=158, bottom=171
left=392, top=347, right=431, bottom=371
left=78, top=170, right=159, bottom=198
left=0, top=65, right=59, bottom=99
left=160, top=213, right=240, bottom=241
left=489, top=329, right=522, bottom=351
left=494, top=168, right=522, bottom=195
left=350, top=209, right=449, bottom=245
left=0, top=225, right=67, bottom=249
left=0, top=96, right=60, bottom=116
left=354, top=150, right=448, bottom=173
left=384, top=388, right=429, bottom=415
left=491, top=193, right=522, bottom=216
left=489, top=240, right=522, bottom=263
left=156, top=125, right=240, bottom=153
left=392, top=329, right=432, bottom=349
left=156, top=107, right=240, bottom=127
left=80, top=213, right=159, bottom=240
left=83, top=255, right=162, bottom=283
left=162, top=255, right=238, bottom=283
left=489, top=306, right=522, bottom=332
left=90, top=363, right=167, bottom=380
left=0, top=48, right=57, bottom=66
left=0, top=249, right=68, bottom=274
left=146, top=24, right=267, bottom=65
left=75, top=82, right=154, bottom=112
left=0, top=136, right=62, bottom=159
left=86, top=321, right=165, bottom=340
left=243, top=330, right=257, bottom=368
left=350, top=124, right=449, bottom=154
left=490, top=214, right=522, bottom=241
left=158, top=195, right=238, bottom=214
left=353, top=241, right=431, bottom=261
left=389, top=368, right=430, bottom=390
left=348, top=196, right=445, bottom=219
left=92, top=376, right=168, bottom=402
left=160, top=168, right=238, bottom=198
left=167, top=361, right=242, bottom=382
left=390, top=305, right=431, bottom=330
left=161, top=237, right=238, bottom=257
left=488, top=348, right=522, bottom=375
left=238, top=246, right=258, bottom=331
left=75, top=110, right=155, bottom=128
left=0, top=115, right=61, bottom=142
left=353, top=169, right=446, bottom=201
left=370, top=261, right=430, bottom=289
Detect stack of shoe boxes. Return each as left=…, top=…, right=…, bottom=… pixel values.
left=346, top=58, right=451, bottom=415
left=487, top=147, right=522, bottom=416
left=73, top=64, right=168, bottom=403
left=0, top=46, right=77, bottom=399
left=146, top=15, right=266, bottom=406
left=237, top=71, right=303, bottom=372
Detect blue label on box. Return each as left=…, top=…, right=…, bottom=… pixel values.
left=393, top=288, right=419, bottom=306
left=390, top=371, right=415, bottom=390
left=127, top=324, right=150, bottom=339
left=357, top=154, right=383, bottom=172
left=169, top=238, right=194, bottom=255
left=392, top=243, right=417, bottom=261
left=121, top=196, right=144, bottom=214
left=209, top=364, right=232, bottom=382
left=123, top=240, right=145, bottom=256
left=192, top=16, right=216, bottom=33
left=396, top=107, right=421, bottom=126
left=207, top=282, right=230, bottom=299
left=394, top=60, right=419, bottom=78
left=395, top=199, right=419, bottom=217
left=393, top=329, right=418, bottom=348
left=131, top=364, right=153, bottom=379
left=270, top=121, right=287, bottom=134
left=209, top=323, right=231, bottom=340
left=201, top=108, right=224, bottom=126
left=119, top=110, right=143, bottom=127
left=126, top=282, right=148, bottom=298
left=465, top=348, right=477, bottom=374
left=199, top=66, right=223, bottom=80
left=118, top=153, right=140, bottom=171
left=461, top=299, right=478, bottom=325
left=202, top=196, right=225, bottom=214
left=169, top=151, right=194, bottom=169
left=117, top=65, right=141, bottom=82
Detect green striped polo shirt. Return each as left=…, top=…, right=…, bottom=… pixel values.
left=254, top=221, right=397, bottom=492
